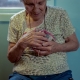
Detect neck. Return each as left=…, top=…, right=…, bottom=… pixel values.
left=26, top=14, right=44, bottom=28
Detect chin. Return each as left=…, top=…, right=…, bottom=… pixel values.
left=32, top=14, right=43, bottom=21
left=33, top=17, right=41, bottom=21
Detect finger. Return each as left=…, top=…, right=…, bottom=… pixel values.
left=35, top=36, right=48, bottom=42
left=36, top=46, right=49, bottom=51
left=42, top=41, right=54, bottom=47
left=39, top=51, right=49, bottom=56
left=34, top=39, right=47, bottom=45
left=27, top=31, right=48, bottom=42
left=31, top=43, right=42, bottom=47
left=28, top=38, right=47, bottom=47
left=32, top=49, right=41, bottom=56
left=35, top=31, right=46, bottom=37
left=33, top=49, right=49, bottom=56
left=42, top=42, right=50, bottom=47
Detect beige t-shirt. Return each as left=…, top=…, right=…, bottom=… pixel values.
left=7, top=6, right=75, bottom=75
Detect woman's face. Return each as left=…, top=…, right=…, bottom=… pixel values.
left=23, top=0, right=47, bottom=20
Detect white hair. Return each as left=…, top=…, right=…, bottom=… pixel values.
left=20, top=0, right=49, bottom=2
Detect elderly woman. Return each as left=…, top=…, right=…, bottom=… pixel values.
left=7, top=0, right=79, bottom=80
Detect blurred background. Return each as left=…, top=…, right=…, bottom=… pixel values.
left=0, top=0, right=80, bottom=80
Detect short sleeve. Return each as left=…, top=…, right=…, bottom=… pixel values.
left=7, top=17, right=19, bottom=43
left=61, top=10, right=75, bottom=38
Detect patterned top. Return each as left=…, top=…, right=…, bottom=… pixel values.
left=7, top=6, right=75, bottom=75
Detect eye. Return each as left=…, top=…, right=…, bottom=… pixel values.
left=38, top=2, right=43, bottom=5
left=28, top=4, right=34, bottom=6
left=24, top=3, right=34, bottom=7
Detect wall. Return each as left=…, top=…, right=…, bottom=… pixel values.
left=0, top=8, right=23, bottom=80
left=56, top=0, right=80, bottom=80
left=0, top=22, right=13, bottom=80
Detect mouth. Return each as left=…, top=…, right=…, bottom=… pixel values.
left=33, top=13, right=40, bottom=16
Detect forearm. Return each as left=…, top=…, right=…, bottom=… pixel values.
left=57, top=41, right=79, bottom=52
left=8, top=43, right=24, bottom=63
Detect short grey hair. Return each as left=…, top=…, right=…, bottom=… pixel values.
left=20, top=0, right=49, bottom=2
left=20, top=0, right=23, bottom=2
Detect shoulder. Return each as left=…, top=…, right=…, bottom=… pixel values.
left=10, top=9, right=26, bottom=21
left=47, top=6, right=67, bottom=15
left=9, top=10, right=26, bottom=30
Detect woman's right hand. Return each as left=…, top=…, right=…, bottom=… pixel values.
left=17, top=30, right=48, bottom=50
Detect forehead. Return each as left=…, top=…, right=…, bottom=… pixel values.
left=23, top=0, right=46, bottom=3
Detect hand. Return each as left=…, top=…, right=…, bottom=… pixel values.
left=33, top=41, right=60, bottom=56
left=17, top=30, right=48, bottom=50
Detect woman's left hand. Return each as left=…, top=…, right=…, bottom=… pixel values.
left=33, top=41, right=59, bottom=56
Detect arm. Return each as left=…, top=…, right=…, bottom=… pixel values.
left=7, top=42, right=24, bottom=63
left=35, top=32, right=79, bottom=56
left=57, top=32, right=79, bottom=52
left=32, top=10, right=79, bottom=56
left=7, top=31, right=48, bottom=63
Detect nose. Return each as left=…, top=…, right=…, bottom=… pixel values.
left=33, top=4, right=39, bottom=13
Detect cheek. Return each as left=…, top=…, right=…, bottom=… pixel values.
left=25, top=6, right=32, bottom=13
left=40, top=5, right=46, bottom=11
